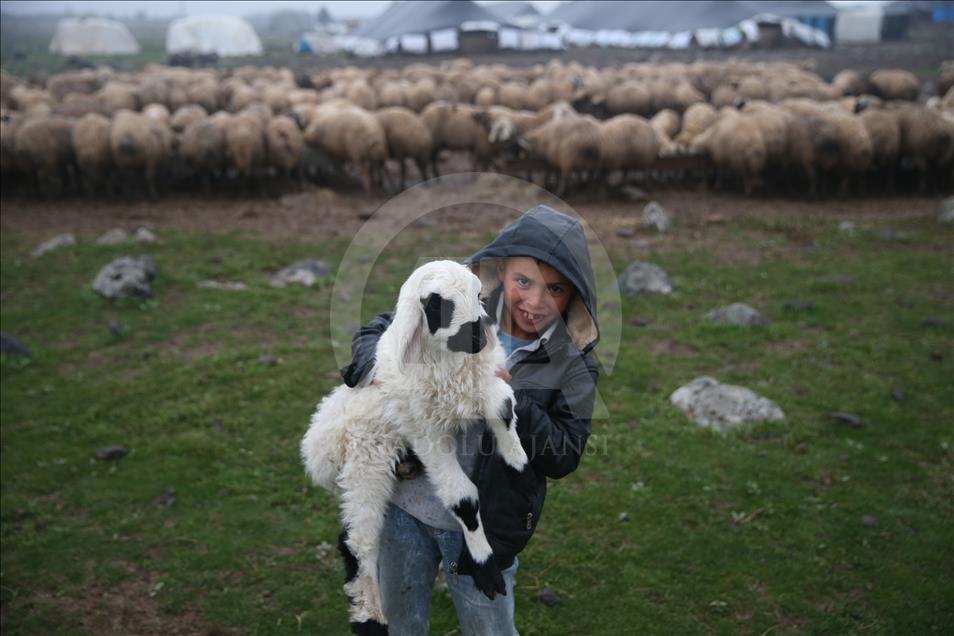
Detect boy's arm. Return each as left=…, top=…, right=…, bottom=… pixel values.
left=339, top=312, right=394, bottom=387
left=514, top=354, right=599, bottom=479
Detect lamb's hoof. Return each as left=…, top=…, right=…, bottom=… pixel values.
left=350, top=619, right=389, bottom=635
left=459, top=545, right=506, bottom=600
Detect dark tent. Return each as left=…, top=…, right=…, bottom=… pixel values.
left=549, top=0, right=759, bottom=32
left=354, top=0, right=512, bottom=40
left=742, top=1, right=837, bottom=38
left=487, top=1, right=542, bottom=22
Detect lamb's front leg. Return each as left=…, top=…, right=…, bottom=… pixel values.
left=482, top=379, right=528, bottom=471
left=412, top=432, right=506, bottom=599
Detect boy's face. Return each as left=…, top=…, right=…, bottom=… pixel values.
left=497, top=257, right=575, bottom=340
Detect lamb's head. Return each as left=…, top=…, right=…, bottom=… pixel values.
left=392, top=260, right=491, bottom=370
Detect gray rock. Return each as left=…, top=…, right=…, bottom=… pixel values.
left=31, top=233, right=76, bottom=257
left=890, top=388, right=905, bottom=402
left=706, top=303, right=768, bottom=326
left=95, top=446, right=129, bottom=460
left=620, top=185, right=648, bottom=202
left=537, top=586, right=561, bottom=607
left=134, top=226, right=158, bottom=243
left=920, top=318, right=949, bottom=328
left=257, top=354, right=278, bottom=366
left=862, top=515, right=878, bottom=528
left=670, top=376, right=785, bottom=432
left=616, top=226, right=636, bottom=238
left=642, top=201, right=672, bottom=232
left=0, top=333, right=31, bottom=357
left=108, top=320, right=122, bottom=336
left=940, top=197, right=954, bottom=223
left=92, top=256, right=157, bottom=299
left=617, top=261, right=672, bottom=296
left=838, top=221, right=857, bottom=235
left=96, top=228, right=130, bottom=245
left=198, top=280, right=248, bottom=291
left=270, top=259, right=331, bottom=288
left=157, top=489, right=176, bottom=507
left=829, top=412, right=862, bottom=428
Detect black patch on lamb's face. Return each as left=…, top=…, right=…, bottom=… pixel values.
left=452, top=498, right=480, bottom=532
left=447, top=317, right=487, bottom=353
left=422, top=292, right=455, bottom=335
left=498, top=397, right=514, bottom=429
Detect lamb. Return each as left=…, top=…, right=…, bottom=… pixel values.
left=304, top=102, right=387, bottom=192
left=265, top=114, right=305, bottom=185
left=301, top=260, right=527, bottom=632
left=14, top=115, right=75, bottom=194
left=598, top=114, right=658, bottom=183
left=868, top=69, right=920, bottom=102
left=375, top=106, right=434, bottom=188
left=72, top=113, right=113, bottom=197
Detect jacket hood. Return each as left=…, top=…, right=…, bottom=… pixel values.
left=466, top=205, right=599, bottom=353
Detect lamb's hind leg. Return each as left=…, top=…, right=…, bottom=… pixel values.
left=337, top=448, right=397, bottom=633
left=413, top=434, right=506, bottom=599
left=482, top=380, right=528, bottom=471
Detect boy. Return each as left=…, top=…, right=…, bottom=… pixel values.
left=340, top=205, right=599, bottom=635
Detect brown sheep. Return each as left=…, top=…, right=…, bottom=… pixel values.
left=858, top=107, right=900, bottom=188
left=97, top=82, right=139, bottom=115
left=72, top=113, right=113, bottom=197
left=265, top=115, right=305, bottom=184
left=304, top=102, right=387, bottom=192
left=650, top=109, right=680, bottom=155
left=420, top=101, right=494, bottom=172
left=606, top=81, right=652, bottom=116
left=170, top=104, right=208, bottom=132
left=375, top=106, right=434, bottom=188
left=14, top=115, right=75, bottom=194
left=869, top=69, right=920, bottom=102
left=110, top=109, right=170, bottom=197
left=599, top=114, right=658, bottom=183
left=523, top=114, right=601, bottom=195
left=187, top=78, right=220, bottom=114
left=675, top=102, right=717, bottom=147
left=692, top=110, right=767, bottom=195
left=832, top=70, right=867, bottom=97
left=895, top=104, right=954, bottom=191
left=223, top=113, right=266, bottom=179
left=181, top=117, right=226, bottom=191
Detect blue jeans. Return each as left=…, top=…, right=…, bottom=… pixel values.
left=377, top=503, right=519, bottom=636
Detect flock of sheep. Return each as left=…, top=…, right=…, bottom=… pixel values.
left=1, top=57, right=952, bottom=198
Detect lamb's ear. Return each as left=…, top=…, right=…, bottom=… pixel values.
left=392, top=293, right=423, bottom=374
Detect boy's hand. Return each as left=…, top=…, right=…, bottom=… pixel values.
left=495, top=367, right=511, bottom=383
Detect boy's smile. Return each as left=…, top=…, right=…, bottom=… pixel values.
left=497, top=257, right=575, bottom=341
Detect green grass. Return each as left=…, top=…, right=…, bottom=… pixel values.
left=1, top=212, right=952, bottom=635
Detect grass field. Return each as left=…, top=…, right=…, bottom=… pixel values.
left=1, top=192, right=952, bottom=635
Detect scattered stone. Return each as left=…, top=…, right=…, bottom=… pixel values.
left=616, top=226, right=636, bottom=238
left=31, top=233, right=76, bottom=257
left=670, top=376, right=785, bottom=432
left=620, top=185, right=648, bottom=202
left=134, top=226, right=158, bottom=243
left=257, top=354, right=278, bottom=366
left=706, top=303, right=768, bottom=326
left=939, top=197, right=954, bottom=223
left=95, top=446, right=129, bottom=461
left=705, top=213, right=727, bottom=224
left=108, top=320, right=122, bottom=336
left=629, top=238, right=653, bottom=250
left=875, top=228, right=908, bottom=241
left=783, top=300, right=816, bottom=312
left=92, top=255, right=158, bottom=299
left=96, top=228, right=130, bottom=245
left=198, top=280, right=248, bottom=291
left=618, top=512, right=630, bottom=522
left=617, top=261, right=672, bottom=296
left=269, top=259, right=331, bottom=288
left=211, top=419, right=224, bottom=433
left=890, top=388, right=905, bottom=402
left=629, top=317, right=651, bottom=327
left=536, top=587, right=561, bottom=607
left=838, top=221, right=857, bottom=235
left=314, top=541, right=334, bottom=561
left=0, top=333, right=31, bottom=357
left=815, top=274, right=855, bottom=286
left=930, top=351, right=943, bottom=362
left=642, top=201, right=672, bottom=232
left=862, top=515, right=878, bottom=528
left=157, top=489, right=176, bottom=507
left=920, top=318, right=949, bottom=328
left=829, top=412, right=863, bottom=428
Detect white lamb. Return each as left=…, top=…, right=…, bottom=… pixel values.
left=301, top=260, right=529, bottom=633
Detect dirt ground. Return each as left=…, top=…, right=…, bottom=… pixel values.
left=2, top=176, right=945, bottom=250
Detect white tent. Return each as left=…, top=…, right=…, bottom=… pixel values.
left=835, top=7, right=885, bottom=43
left=166, top=16, right=263, bottom=57
left=49, top=17, right=141, bottom=56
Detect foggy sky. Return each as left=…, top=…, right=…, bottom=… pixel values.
left=0, top=0, right=566, bottom=20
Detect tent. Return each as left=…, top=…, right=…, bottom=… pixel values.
left=166, top=16, right=263, bottom=57
left=353, top=0, right=510, bottom=41
left=487, top=1, right=544, bottom=28
left=49, top=17, right=140, bottom=56
left=743, top=1, right=838, bottom=38
left=835, top=1, right=912, bottom=43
